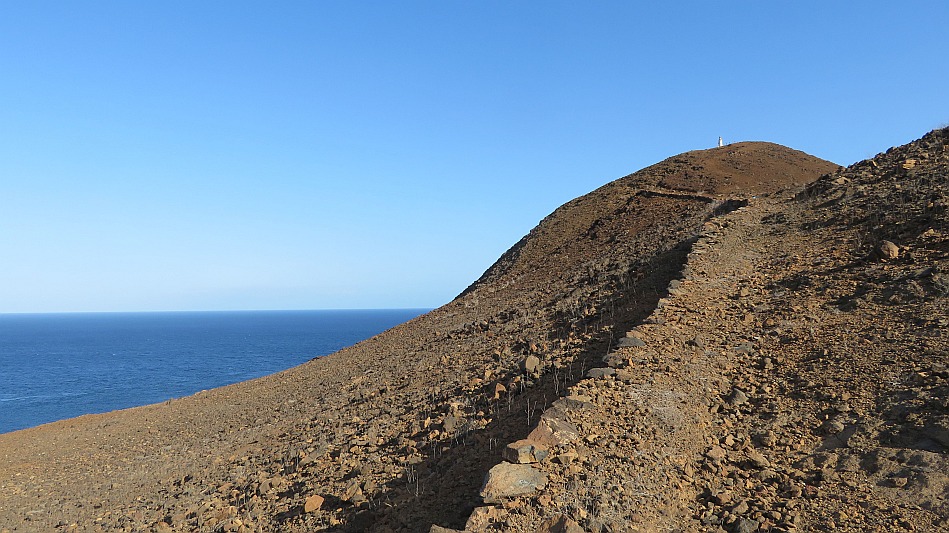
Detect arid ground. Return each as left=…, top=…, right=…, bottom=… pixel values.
left=2, top=129, right=947, bottom=532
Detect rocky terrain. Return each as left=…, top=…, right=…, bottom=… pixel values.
left=1, top=129, right=946, bottom=532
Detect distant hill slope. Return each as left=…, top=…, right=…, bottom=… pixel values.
left=462, top=142, right=838, bottom=298
left=6, top=132, right=947, bottom=532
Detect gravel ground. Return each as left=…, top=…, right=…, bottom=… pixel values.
left=2, top=131, right=946, bottom=533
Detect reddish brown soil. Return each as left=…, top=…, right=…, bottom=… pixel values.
left=1, top=131, right=946, bottom=533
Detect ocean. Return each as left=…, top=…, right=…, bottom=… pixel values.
left=0, top=309, right=427, bottom=434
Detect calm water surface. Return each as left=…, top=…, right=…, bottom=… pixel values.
left=0, top=309, right=426, bottom=434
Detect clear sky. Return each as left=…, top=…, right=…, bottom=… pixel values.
left=1, top=2, right=946, bottom=313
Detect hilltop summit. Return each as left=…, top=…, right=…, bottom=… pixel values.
left=2, top=132, right=947, bottom=532
left=463, top=141, right=837, bottom=296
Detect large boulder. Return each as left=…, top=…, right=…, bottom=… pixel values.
left=480, top=463, right=548, bottom=503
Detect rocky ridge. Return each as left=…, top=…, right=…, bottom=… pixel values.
left=0, top=131, right=946, bottom=532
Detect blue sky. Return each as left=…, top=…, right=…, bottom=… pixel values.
left=1, top=2, right=946, bottom=313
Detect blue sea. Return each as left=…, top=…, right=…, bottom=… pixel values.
left=0, top=309, right=426, bottom=434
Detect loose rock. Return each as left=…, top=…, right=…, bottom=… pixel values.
left=480, top=463, right=548, bottom=503
left=503, top=439, right=549, bottom=464
left=303, top=494, right=324, bottom=513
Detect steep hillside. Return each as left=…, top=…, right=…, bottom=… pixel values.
left=463, top=141, right=837, bottom=297
left=3, top=131, right=946, bottom=533
left=478, top=128, right=949, bottom=533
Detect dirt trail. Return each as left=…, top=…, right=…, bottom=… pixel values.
left=3, top=132, right=947, bottom=532
left=448, top=125, right=949, bottom=531
left=461, top=195, right=798, bottom=530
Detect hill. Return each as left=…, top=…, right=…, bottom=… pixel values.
left=1, top=131, right=946, bottom=532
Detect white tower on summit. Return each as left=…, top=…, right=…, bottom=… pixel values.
left=718, top=136, right=724, bottom=148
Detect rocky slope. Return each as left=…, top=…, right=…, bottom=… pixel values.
left=1, top=130, right=946, bottom=533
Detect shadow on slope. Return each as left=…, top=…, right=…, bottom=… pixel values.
left=301, top=143, right=837, bottom=532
